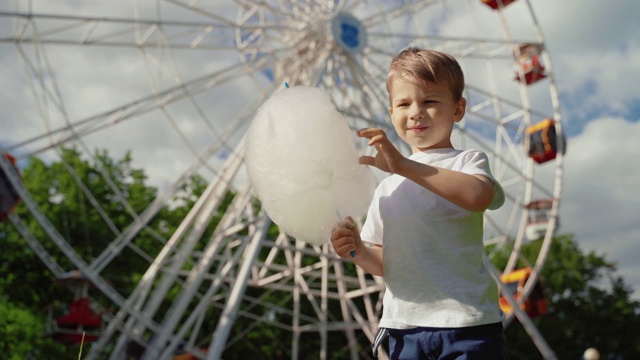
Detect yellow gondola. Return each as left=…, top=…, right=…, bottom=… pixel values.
left=499, top=267, right=548, bottom=319
left=525, top=119, right=566, bottom=164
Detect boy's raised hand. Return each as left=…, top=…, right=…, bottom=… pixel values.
left=330, top=216, right=362, bottom=259
left=357, top=128, right=407, bottom=174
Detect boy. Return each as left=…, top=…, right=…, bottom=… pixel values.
left=330, top=47, right=506, bottom=359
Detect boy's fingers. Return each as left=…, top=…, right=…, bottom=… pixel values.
left=330, top=227, right=351, bottom=240
left=330, top=217, right=360, bottom=259
left=372, top=135, right=392, bottom=149
left=336, top=243, right=357, bottom=259
left=358, top=127, right=385, bottom=139
left=356, top=128, right=371, bottom=138
left=359, top=155, right=375, bottom=166
left=344, top=218, right=358, bottom=232
left=333, top=237, right=356, bottom=255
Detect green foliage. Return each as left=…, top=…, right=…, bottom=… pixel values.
left=492, top=235, right=640, bottom=359
left=0, top=299, right=66, bottom=359
left=1, top=147, right=163, bottom=304
left=0, top=147, right=205, bottom=358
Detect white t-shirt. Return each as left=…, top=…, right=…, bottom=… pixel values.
left=360, top=148, right=505, bottom=329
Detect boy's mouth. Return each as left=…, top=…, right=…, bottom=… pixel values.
left=410, top=125, right=428, bottom=132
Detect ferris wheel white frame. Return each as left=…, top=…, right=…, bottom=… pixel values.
left=0, top=0, right=564, bottom=359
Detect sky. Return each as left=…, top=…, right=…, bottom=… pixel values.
left=529, top=0, right=640, bottom=299
left=1, top=0, right=639, bottom=301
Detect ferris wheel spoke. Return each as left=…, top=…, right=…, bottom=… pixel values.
left=168, top=258, right=293, bottom=356
left=361, top=49, right=390, bottom=80
left=457, top=130, right=511, bottom=187
left=140, top=190, right=262, bottom=359
left=13, top=46, right=172, bottom=280
left=89, top=81, right=278, bottom=278
left=90, top=177, right=201, bottom=280
left=371, top=28, right=514, bottom=62
left=327, top=0, right=349, bottom=12
left=360, top=0, right=438, bottom=28
left=343, top=57, right=387, bottom=118
left=137, top=46, right=225, bottom=153
left=8, top=213, right=66, bottom=277
left=331, top=56, right=396, bottom=136
left=162, top=0, right=283, bottom=29
left=466, top=84, right=553, bottom=119
left=0, top=11, right=293, bottom=50
left=365, top=44, right=397, bottom=61
left=341, top=0, right=366, bottom=13
left=14, top=46, right=66, bottom=147
left=15, top=23, right=177, bottom=263
left=12, top=53, right=274, bottom=157
left=253, top=0, right=297, bottom=17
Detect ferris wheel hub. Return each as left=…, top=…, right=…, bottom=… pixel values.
left=330, top=12, right=367, bottom=53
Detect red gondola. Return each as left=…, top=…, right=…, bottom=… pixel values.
left=174, top=349, right=209, bottom=360
left=49, top=271, right=103, bottom=345
left=514, top=43, right=547, bottom=85
left=52, top=297, right=102, bottom=344
left=481, top=0, right=517, bottom=10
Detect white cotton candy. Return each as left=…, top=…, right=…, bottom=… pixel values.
left=244, top=86, right=376, bottom=245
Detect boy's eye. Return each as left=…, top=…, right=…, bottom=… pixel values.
left=424, top=100, right=437, bottom=104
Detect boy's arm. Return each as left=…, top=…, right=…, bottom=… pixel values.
left=358, top=128, right=495, bottom=212
left=353, top=246, right=383, bottom=277
left=330, top=217, right=384, bottom=276
left=396, top=161, right=494, bottom=212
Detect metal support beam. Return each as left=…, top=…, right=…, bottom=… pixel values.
left=206, top=217, right=269, bottom=360
left=483, top=256, right=557, bottom=360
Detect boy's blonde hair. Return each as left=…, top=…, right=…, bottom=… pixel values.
left=387, top=47, right=465, bottom=102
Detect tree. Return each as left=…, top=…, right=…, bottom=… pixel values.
left=1, top=147, right=161, bottom=307
left=0, top=299, right=66, bottom=359
left=492, top=235, right=640, bottom=359
left=0, top=147, right=205, bottom=358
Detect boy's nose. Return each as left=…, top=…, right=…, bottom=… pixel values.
left=410, top=104, right=425, bottom=119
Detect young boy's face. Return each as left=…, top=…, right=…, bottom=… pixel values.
left=387, top=77, right=466, bottom=153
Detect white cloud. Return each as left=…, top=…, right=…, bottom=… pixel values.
left=532, top=0, right=640, bottom=53
left=531, top=0, right=640, bottom=125
left=558, top=117, right=640, bottom=298
left=556, top=42, right=640, bottom=117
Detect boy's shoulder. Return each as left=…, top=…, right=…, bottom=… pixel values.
left=409, top=148, right=487, bottom=166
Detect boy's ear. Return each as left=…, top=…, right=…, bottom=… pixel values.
left=454, top=97, right=466, bottom=123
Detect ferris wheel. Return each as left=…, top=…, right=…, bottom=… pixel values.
left=0, top=0, right=564, bottom=359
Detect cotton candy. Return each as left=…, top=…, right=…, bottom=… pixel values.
left=244, top=86, right=376, bottom=245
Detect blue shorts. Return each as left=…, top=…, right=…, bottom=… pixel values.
left=387, top=322, right=505, bottom=360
